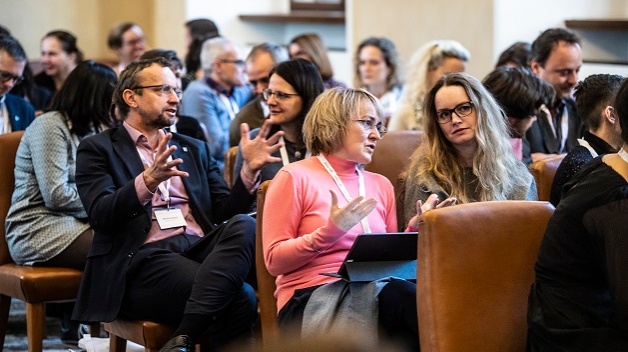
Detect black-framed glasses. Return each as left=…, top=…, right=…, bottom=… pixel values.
left=353, top=119, right=387, bottom=137
left=0, top=69, right=24, bottom=85
left=130, top=84, right=182, bottom=100
left=220, top=59, right=245, bottom=67
left=262, top=89, right=299, bottom=102
left=436, top=101, right=474, bottom=124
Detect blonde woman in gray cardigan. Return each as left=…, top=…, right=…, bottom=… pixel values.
left=6, top=61, right=117, bottom=270
left=402, top=72, right=536, bottom=225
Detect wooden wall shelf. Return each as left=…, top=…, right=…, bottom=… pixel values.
left=239, top=11, right=345, bottom=24
left=565, top=19, right=628, bottom=31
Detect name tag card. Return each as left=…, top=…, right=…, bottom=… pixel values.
left=155, top=208, right=187, bottom=229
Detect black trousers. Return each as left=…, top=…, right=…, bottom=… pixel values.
left=278, top=278, right=419, bottom=351
left=120, top=214, right=257, bottom=347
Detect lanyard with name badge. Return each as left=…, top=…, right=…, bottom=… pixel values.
left=317, top=154, right=371, bottom=233
left=279, top=136, right=311, bottom=166
left=136, top=146, right=187, bottom=229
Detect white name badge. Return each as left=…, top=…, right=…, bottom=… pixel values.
left=155, top=208, right=188, bottom=229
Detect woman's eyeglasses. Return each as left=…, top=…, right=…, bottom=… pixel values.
left=436, top=102, right=474, bottom=124
left=262, top=89, right=299, bottom=102
left=353, top=119, right=387, bottom=137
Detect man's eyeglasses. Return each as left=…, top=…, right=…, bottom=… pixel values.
left=220, top=59, right=245, bottom=67
left=131, top=84, right=182, bottom=100
left=0, top=69, right=24, bottom=85
left=436, top=101, right=474, bottom=124
left=262, top=89, right=299, bottom=102
left=353, top=119, right=387, bottom=137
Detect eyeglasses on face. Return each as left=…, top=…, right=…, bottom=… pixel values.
left=262, top=89, right=299, bottom=102
left=131, top=84, right=182, bottom=100
left=220, top=59, right=245, bottom=67
left=436, top=101, right=474, bottom=124
left=353, top=118, right=387, bottom=137
left=0, top=69, right=24, bottom=85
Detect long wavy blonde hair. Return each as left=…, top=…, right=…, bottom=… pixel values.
left=392, top=40, right=470, bottom=130
left=405, top=72, right=530, bottom=203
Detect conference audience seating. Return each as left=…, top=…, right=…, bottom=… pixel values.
left=364, top=130, right=423, bottom=188
left=0, top=131, right=97, bottom=352
left=417, top=200, right=554, bottom=352
left=254, top=180, right=279, bottom=344
left=223, top=146, right=239, bottom=188
left=528, top=154, right=566, bottom=201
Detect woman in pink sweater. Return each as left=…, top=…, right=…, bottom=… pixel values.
left=263, top=87, right=420, bottom=349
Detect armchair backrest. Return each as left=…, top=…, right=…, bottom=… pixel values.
left=0, top=131, right=24, bottom=265
left=417, top=200, right=554, bottom=352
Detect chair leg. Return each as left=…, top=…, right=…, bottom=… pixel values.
left=26, top=302, right=45, bottom=352
left=0, top=295, right=11, bottom=348
left=109, top=333, right=127, bottom=352
left=89, top=322, right=101, bottom=338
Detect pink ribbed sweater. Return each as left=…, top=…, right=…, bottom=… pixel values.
left=262, top=153, right=397, bottom=312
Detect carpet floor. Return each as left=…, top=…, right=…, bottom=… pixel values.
left=3, top=299, right=82, bottom=352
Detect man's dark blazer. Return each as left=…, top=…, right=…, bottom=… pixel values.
left=229, top=96, right=265, bottom=147
left=71, top=126, right=255, bottom=323
left=525, top=99, right=583, bottom=155
left=4, top=93, right=35, bottom=131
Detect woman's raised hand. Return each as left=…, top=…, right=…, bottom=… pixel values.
left=328, top=190, right=378, bottom=232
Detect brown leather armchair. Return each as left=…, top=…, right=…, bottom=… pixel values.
left=0, top=131, right=95, bottom=352
left=223, top=146, right=239, bottom=188
left=417, top=200, right=554, bottom=352
left=255, top=180, right=279, bottom=344
left=364, top=130, right=423, bottom=188
left=529, top=154, right=565, bottom=201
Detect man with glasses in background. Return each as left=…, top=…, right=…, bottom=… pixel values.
left=0, top=35, right=35, bottom=134
left=108, top=22, right=147, bottom=76
left=229, top=42, right=287, bottom=147
left=181, top=37, right=253, bottom=170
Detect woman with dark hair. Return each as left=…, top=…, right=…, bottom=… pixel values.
left=11, top=57, right=53, bottom=114
left=495, top=41, right=532, bottom=68
left=289, top=33, right=345, bottom=90
left=233, top=58, right=324, bottom=184
left=34, top=30, right=84, bottom=94
left=6, top=61, right=117, bottom=269
left=354, top=36, right=403, bottom=124
left=184, top=18, right=220, bottom=81
left=527, top=77, right=628, bottom=351
left=483, top=66, right=555, bottom=165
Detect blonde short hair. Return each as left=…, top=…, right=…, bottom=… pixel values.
left=304, top=87, right=383, bottom=155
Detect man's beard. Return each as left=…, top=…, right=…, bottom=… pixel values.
left=138, top=107, right=174, bottom=129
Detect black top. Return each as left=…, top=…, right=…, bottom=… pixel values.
left=171, top=115, right=207, bottom=142
left=528, top=158, right=628, bottom=351
left=549, top=131, right=616, bottom=206
left=33, top=71, right=56, bottom=95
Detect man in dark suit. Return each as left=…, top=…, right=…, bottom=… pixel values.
left=0, top=35, right=35, bottom=133
left=229, top=42, right=288, bottom=147
left=526, top=28, right=585, bottom=161
left=72, top=57, right=284, bottom=351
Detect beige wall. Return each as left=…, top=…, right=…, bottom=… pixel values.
left=349, top=0, right=494, bottom=80
left=0, top=0, right=185, bottom=63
